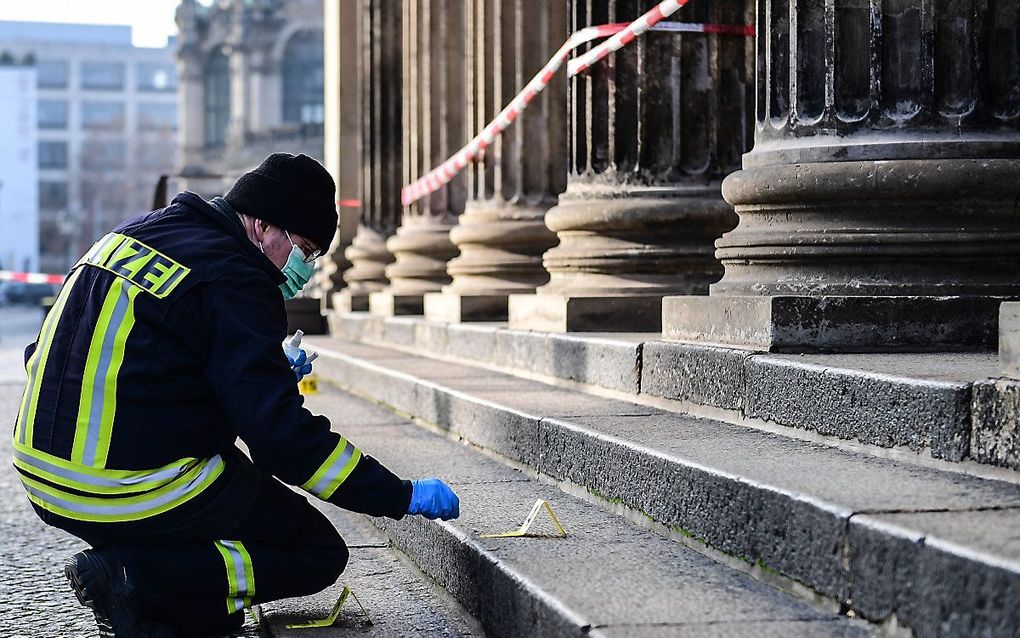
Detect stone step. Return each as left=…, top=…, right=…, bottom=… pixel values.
left=327, top=313, right=1016, bottom=471
left=299, top=384, right=873, bottom=637
left=306, top=334, right=1020, bottom=637
left=259, top=497, right=482, bottom=637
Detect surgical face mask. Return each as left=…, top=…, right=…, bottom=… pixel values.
left=279, top=242, right=316, bottom=300
left=260, top=230, right=316, bottom=300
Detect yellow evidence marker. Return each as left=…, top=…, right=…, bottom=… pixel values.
left=285, top=586, right=372, bottom=629
left=298, top=374, right=318, bottom=395
left=480, top=499, right=567, bottom=539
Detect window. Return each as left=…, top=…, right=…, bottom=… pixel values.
left=137, top=62, right=177, bottom=92
left=38, top=141, right=68, bottom=169
left=203, top=48, right=230, bottom=147
left=38, top=181, right=69, bottom=210
left=137, top=102, right=177, bottom=130
left=282, top=30, right=324, bottom=124
left=37, top=60, right=69, bottom=89
left=81, top=101, right=125, bottom=130
left=81, top=140, right=126, bottom=170
left=81, top=61, right=125, bottom=90
left=38, top=100, right=68, bottom=129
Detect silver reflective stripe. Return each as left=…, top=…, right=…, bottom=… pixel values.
left=309, top=440, right=355, bottom=496
left=219, top=540, right=252, bottom=612
left=22, top=455, right=223, bottom=516
left=81, top=285, right=133, bottom=466
left=14, top=448, right=189, bottom=488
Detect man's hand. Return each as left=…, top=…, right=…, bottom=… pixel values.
left=286, top=349, right=313, bottom=381
left=407, top=478, right=460, bottom=520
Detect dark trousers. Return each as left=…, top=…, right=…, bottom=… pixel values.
left=34, top=451, right=349, bottom=636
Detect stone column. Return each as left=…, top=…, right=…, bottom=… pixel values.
left=319, top=0, right=360, bottom=307
left=173, top=0, right=208, bottom=183
left=370, top=0, right=465, bottom=316
left=423, top=0, right=567, bottom=323
left=664, top=0, right=1020, bottom=352
left=334, top=0, right=403, bottom=313
left=508, top=0, right=752, bottom=332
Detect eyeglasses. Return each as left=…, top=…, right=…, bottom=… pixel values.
left=285, top=230, right=322, bottom=264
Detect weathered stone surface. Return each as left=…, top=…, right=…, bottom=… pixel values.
left=662, top=295, right=1006, bottom=352
left=424, top=293, right=513, bottom=323
left=1000, top=302, right=1020, bottom=378
left=744, top=355, right=972, bottom=459
left=493, top=327, right=551, bottom=372
left=368, top=291, right=425, bottom=317
left=379, top=317, right=416, bottom=347
left=547, top=333, right=642, bottom=394
left=640, top=341, right=748, bottom=411
left=302, top=386, right=870, bottom=637
left=311, top=339, right=1020, bottom=635
left=509, top=294, right=665, bottom=333
left=971, top=379, right=1020, bottom=471
left=445, top=323, right=498, bottom=363
left=849, top=511, right=1020, bottom=637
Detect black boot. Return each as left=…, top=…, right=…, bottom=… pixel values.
left=64, top=549, right=175, bottom=638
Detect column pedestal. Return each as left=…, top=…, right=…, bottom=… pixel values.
left=663, top=0, right=1020, bottom=352
left=334, top=226, right=394, bottom=312
left=370, top=219, right=457, bottom=316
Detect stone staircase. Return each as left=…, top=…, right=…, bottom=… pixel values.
left=302, top=316, right=1020, bottom=637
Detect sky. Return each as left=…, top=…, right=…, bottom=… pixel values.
left=0, top=0, right=183, bottom=48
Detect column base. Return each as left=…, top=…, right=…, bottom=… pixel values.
left=663, top=295, right=1011, bottom=353
left=508, top=294, right=663, bottom=333
left=999, top=303, right=1020, bottom=377
left=369, top=291, right=425, bottom=317
left=424, top=292, right=510, bottom=323
left=332, top=291, right=371, bottom=313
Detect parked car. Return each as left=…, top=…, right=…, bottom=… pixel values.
left=2, top=282, right=60, bottom=306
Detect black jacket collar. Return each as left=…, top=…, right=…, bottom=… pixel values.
left=171, top=191, right=285, bottom=284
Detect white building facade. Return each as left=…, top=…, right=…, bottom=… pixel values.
left=0, top=62, right=38, bottom=273
left=0, top=21, right=178, bottom=273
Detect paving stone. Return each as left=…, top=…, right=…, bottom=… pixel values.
left=446, top=323, right=499, bottom=362
left=849, top=510, right=1020, bottom=637
left=640, top=341, right=748, bottom=410
left=493, top=327, right=551, bottom=373
left=744, top=354, right=972, bottom=459
left=546, top=333, right=642, bottom=393
left=594, top=620, right=873, bottom=638
left=971, top=378, right=1020, bottom=471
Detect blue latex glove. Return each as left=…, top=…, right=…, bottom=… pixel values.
left=285, top=349, right=313, bottom=381
left=407, top=478, right=460, bottom=520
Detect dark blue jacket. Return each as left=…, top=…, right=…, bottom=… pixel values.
left=14, top=192, right=411, bottom=523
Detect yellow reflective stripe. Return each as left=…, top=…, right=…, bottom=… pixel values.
left=216, top=540, right=255, bottom=613
left=70, top=279, right=141, bottom=468
left=72, top=278, right=124, bottom=464
left=301, top=437, right=362, bottom=500
left=15, top=268, right=84, bottom=447
left=14, top=442, right=200, bottom=496
left=18, top=455, right=224, bottom=523
left=95, top=284, right=141, bottom=468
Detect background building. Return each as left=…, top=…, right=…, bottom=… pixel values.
left=173, top=0, right=325, bottom=197
left=0, top=58, right=38, bottom=274
left=0, top=21, right=178, bottom=274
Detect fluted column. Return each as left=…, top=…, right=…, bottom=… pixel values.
left=664, top=0, right=1020, bottom=352
left=370, top=0, right=465, bottom=316
left=423, top=0, right=567, bottom=323
left=332, top=0, right=402, bottom=313
left=508, top=0, right=753, bottom=332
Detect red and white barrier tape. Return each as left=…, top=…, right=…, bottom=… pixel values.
left=401, top=0, right=752, bottom=206
left=0, top=270, right=64, bottom=285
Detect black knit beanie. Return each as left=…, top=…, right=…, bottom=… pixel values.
left=224, top=153, right=337, bottom=251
